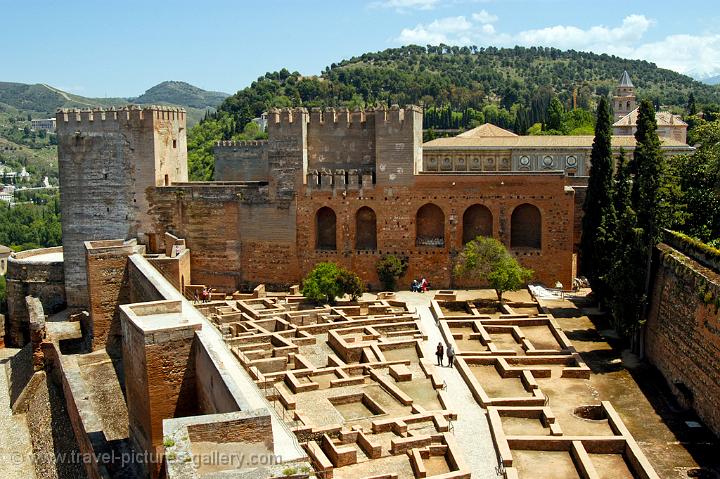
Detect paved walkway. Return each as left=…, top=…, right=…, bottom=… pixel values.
left=393, top=291, right=500, bottom=478
left=0, top=349, right=36, bottom=479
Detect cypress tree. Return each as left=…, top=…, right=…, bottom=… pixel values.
left=632, top=99, right=665, bottom=247
left=580, top=97, right=614, bottom=301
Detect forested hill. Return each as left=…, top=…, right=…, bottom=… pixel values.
left=188, top=45, right=720, bottom=179
left=216, top=45, right=720, bottom=129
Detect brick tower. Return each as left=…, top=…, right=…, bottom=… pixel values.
left=56, top=106, right=188, bottom=309
left=613, top=70, right=636, bottom=120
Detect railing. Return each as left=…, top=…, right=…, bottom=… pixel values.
left=495, top=455, right=506, bottom=477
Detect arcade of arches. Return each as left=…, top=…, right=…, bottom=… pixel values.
left=313, top=202, right=542, bottom=252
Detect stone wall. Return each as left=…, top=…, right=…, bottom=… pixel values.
left=5, top=247, right=65, bottom=346
left=646, top=241, right=720, bottom=436
left=213, top=141, right=268, bottom=182
left=85, top=240, right=137, bottom=352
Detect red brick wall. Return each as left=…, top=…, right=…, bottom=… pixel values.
left=148, top=174, right=575, bottom=291
left=646, top=243, right=720, bottom=436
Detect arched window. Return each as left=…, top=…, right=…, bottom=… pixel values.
left=355, top=206, right=377, bottom=250
left=626, top=100, right=631, bottom=109
left=416, top=203, right=445, bottom=247
left=511, top=204, right=541, bottom=249
left=316, top=207, right=337, bottom=250
left=462, top=205, right=493, bottom=244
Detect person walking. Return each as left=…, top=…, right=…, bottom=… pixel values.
left=421, top=277, right=429, bottom=293
left=435, top=342, right=444, bottom=366
left=446, top=344, right=455, bottom=368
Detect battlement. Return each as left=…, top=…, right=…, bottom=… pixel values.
left=267, top=104, right=422, bottom=131
left=215, top=140, right=268, bottom=148
left=306, top=167, right=374, bottom=192
left=56, top=105, right=186, bottom=131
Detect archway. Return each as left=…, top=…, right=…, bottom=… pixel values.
left=316, top=207, right=337, bottom=250
left=462, top=204, right=493, bottom=244
left=510, top=203, right=541, bottom=249
left=416, top=203, right=445, bottom=247
left=355, top=206, right=377, bottom=250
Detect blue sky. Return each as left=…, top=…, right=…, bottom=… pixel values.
left=1, top=0, right=718, bottom=97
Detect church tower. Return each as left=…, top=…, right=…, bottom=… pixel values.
left=613, top=70, right=636, bottom=120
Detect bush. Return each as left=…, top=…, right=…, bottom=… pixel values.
left=376, top=255, right=408, bottom=291
left=301, top=262, right=364, bottom=304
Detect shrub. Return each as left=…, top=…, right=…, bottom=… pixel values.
left=376, top=255, right=408, bottom=290
left=302, top=262, right=365, bottom=304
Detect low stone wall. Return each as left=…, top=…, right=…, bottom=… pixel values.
left=5, top=247, right=65, bottom=346
left=646, top=242, right=720, bottom=436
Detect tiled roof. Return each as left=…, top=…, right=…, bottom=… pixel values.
left=613, top=108, right=688, bottom=127
left=423, top=135, right=691, bottom=149
left=619, top=70, right=634, bottom=87
left=456, top=123, right=518, bottom=138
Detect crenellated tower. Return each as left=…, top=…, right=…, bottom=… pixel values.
left=56, top=105, right=188, bottom=309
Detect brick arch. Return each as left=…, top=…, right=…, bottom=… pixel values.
left=511, top=203, right=541, bottom=249
left=316, top=206, right=337, bottom=250
left=462, top=204, right=493, bottom=244
left=416, top=203, right=445, bottom=247
left=355, top=206, right=377, bottom=250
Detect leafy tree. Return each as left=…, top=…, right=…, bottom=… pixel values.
left=454, top=236, right=533, bottom=304
left=376, top=255, right=408, bottom=291
left=301, top=262, right=364, bottom=304
left=545, top=97, right=564, bottom=132
left=580, top=96, right=614, bottom=301
left=338, top=269, right=365, bottom=301
left=668, top=119, right=720, bottom=242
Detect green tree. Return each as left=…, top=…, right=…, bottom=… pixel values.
left=454, top=236, right=533, bottom=304
left=301, top=262, right=364, bottom=304
left=338, top=269, right=365, bottom=301
left=687, top=92, right=697, bottom=116
left=580, top=96, right=614, bottom=301
left=376, top=255, right=408, bottom=291
left=545, top=97, right=564, bottom=132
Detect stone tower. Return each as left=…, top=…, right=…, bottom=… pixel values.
left=613, top=70, right=636, bottom=120
left=56, top=106, right=188, bottom=309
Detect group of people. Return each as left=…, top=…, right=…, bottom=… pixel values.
left=199, top=287, right=214, bottom=303
left=435, top=342, right=455, bottom=368
left=410, top=277, right=430, bottom=293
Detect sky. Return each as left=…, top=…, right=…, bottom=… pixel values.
left=1, top=0, right=719, bottom=97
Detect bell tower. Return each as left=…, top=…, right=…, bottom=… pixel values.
left=613, top=70, right=636, bottom=120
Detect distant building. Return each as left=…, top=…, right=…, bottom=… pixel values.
left=30, top=118, right=56, bottom=132
left=0, top=245, right=10, bottom=275
left=251, top=113, right=268, bottom=131
left=612, top=71, right=688, bottom=144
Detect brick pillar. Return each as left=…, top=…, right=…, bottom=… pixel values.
left=120, top=300, right=201, bottom=478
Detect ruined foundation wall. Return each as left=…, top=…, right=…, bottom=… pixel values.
left=5, top=247, right=65, bottom=346
left=646, top=241, right=720, bottom=436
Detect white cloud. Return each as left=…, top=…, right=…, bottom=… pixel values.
left=472, top=10, right=498, bottom=24
left=371, top=0, right=440, bottom=11
left=397, top=15, right=474, bottom=44
left=516, top=14, right=652, bottom=50
left=394, top=13, right=720, bottom=78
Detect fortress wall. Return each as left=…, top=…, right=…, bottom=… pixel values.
left=296, top=173, right=575, bottom=289
left=147, top=184, right=300, bottom=291
left=213, top=141, right=269, bottom=182
left=646, top=241, right=720, bottom=437
left=307, top=108, right=376, bottom=171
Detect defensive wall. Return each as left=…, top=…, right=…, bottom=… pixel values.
left=646, top=231, right=720, bottom=437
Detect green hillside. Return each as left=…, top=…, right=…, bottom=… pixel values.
left=132, top=81, right=228, bottom=109
left=187, top=45, right=720, bottom=179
